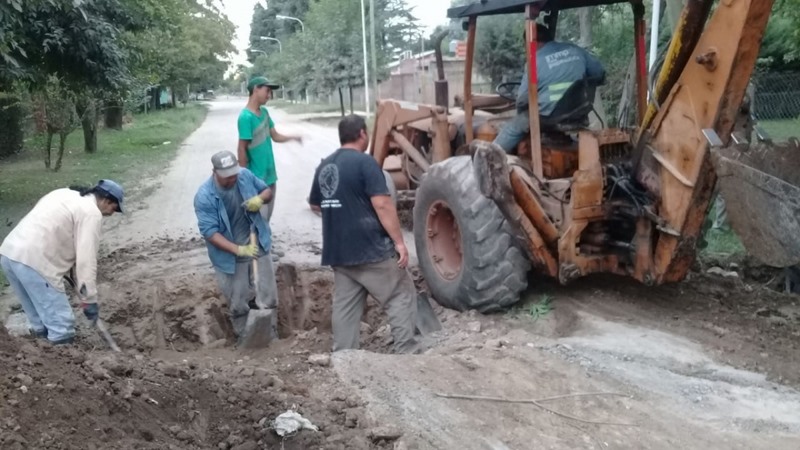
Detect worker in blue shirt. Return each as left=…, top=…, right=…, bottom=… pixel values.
left=494, top=23, right=606, bottom=152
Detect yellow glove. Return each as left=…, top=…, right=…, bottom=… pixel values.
left=244, top=195, right=264, bottom=212
left=236, top=243, right=258, bottom=258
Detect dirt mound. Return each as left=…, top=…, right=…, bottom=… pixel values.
left=0, top=327, right=335, bottom=449
left=1, top=237, right=409, bottom=449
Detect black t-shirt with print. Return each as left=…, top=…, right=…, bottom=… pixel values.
left=308, top=148, right=393, bottom=266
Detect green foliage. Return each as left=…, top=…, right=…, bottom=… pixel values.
left=245, top=0, right=419, bottom=98
left=475, top=16, right=525, bottom=86
left=0, top=104, right=209, bottom=241
left=511, top=294, right=554, bottom=321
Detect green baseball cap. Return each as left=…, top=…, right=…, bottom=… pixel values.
left=247, top=76, right=280, bottom=92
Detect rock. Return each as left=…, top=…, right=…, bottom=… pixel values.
left=266, top=375, right=284, bottom=390
left=360, top=322, right=372, bottom=334
left=394, top=439, right=410, bottom=450
left=231, top=440, right=258, bottom=450
left=206, top=339, right=228, bottom=349
left=176, top=431, right=192, bottom=441
left=217, top=442, right=229, bottom=450
left=15, top=374, right=33, bottom=386
left=91, top=367, right=109, bottom=380
left=308, top=354, right=331, bottom=367
left=368, top=426, right=403, bottom=442
left=706, top=267, right=738, bottom=278
left=163, top=364, right=187, bottom=379
left=344, top=409, right=364, bottom=428
left=466, top=321, right=482, bottom=333
left=19, top=386, right=28, bottom=394
left=326, top=434, right=346, bottom=444
left=486, top=339, right=507, bottom=348
left=239, top=367, right=254, bottom=377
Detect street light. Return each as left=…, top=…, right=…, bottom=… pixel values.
left=257, top=37, right=285, bottom=99
left=259, top=36, right=282, bottom=52
left=276, top=14, right=305, bottom=32
left=274, top=15, right=309, bottom=104
left=360, top=0, right=370, bottom=118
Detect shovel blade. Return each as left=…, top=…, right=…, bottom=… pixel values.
left=711, top=142, right=800, bottom=267
left=416, top=293, right=442, bottom=335
left=239, top=309, right=277, bottom=349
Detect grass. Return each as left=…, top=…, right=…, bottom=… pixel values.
left=269, top=99, right=344, bottom=115
left=759, top=117, right=799, bottom=141
left=0, top=103, right=209, bottom=244
left=510, top=294, right=554, bottom=321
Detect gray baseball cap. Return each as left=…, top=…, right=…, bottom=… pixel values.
left=211, top=151, right=240, bottom=178
left=96, top=179, right=125, bottom=213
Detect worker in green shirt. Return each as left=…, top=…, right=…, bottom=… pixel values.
left=237, top=76, right=303, bottom=223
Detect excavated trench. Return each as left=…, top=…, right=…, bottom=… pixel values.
left=93, top=239, right=393, bottom=354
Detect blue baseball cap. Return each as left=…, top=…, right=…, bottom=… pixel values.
left=96, top=179, right=125, bottom=213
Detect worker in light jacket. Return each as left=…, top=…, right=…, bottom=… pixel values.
left=0, top=180, right=125, bottom=344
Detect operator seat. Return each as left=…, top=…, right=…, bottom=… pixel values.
left=539, top=78, right=597, bottom=133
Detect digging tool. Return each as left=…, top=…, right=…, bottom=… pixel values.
left=96, top=319, right=121, bottom=352
left=62, top=273, right=121, bottom=351
left=238, top=229, right=278, bottom=349
left=416, top=292, right=442, bottom=335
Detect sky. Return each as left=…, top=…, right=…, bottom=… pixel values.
left=221, top=0, right=451, bottom=72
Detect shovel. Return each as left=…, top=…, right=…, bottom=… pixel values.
left=96, top=319, right=121, bottom=352
left=63, top=273, right=121, bottom=352
left=238, top=229, right=278, bottom=349
left=415, top=292, right=442, bottom=335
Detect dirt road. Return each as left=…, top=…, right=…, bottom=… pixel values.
left=2, top=100, right=799, bottom=449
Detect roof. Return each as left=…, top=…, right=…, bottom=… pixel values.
left=447, top=0, right=633, bottom=18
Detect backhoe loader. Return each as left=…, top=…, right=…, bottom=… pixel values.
left=370, top=0, right=800, bottom=312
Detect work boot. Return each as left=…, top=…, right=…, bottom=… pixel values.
left=29, top=328, right=48, bottom=339
left=50, top=336, right=75, bottom=345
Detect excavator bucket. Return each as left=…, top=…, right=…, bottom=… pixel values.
left=710, top=140, right=800, bottom=268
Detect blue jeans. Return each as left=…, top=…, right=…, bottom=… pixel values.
left=0, top=256, right=75, bottom=342
left=493, top=110, right=530, bottom=153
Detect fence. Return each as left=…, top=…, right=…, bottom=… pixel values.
left=309, top=59, right=492, bottom=111
left=751, top=71, right=800, bottom=121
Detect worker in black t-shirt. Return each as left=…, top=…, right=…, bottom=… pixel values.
left=308, top=115, right=419, bottom=354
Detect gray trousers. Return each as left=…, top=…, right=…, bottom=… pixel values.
left=259, top=184, right=276, bottom=223
left=332, top=257, right=418, bottom=354
left=215, top=252, right=278, bottom=336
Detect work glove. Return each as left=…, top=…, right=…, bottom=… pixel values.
left=236, top=243, right=259, bottom=258
left=243, top=195, right=264, bottom=212
left=82, top=302, right=99, bottom=325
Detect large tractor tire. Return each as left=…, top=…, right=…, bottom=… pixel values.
left=413, top=156, right=530, bottom=312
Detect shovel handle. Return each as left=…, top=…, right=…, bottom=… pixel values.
left=250, top=231, right=259, bottom=285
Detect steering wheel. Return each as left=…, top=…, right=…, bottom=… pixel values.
left=495, top=81, right=521, bottom=101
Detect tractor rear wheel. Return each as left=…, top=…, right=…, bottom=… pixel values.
left=413, top=156, right=530, bottom=312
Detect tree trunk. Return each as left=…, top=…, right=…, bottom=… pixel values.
left=171, top=88, right=176, bottom=108
left=77, top=97, right=98, bottom=154
left=43, top=132, right=53, bottom=169
left=616, top=55, right=638, bottom=127
left=578, top=7, right=592, bottom=48
left=54, top=132, right=67, bottom=172
left=0, top=93, right=24, bottom=158
left=338, top=87, right=345, bottom=117
left=104, top=99, right=124, bottom=130
left=349, top=84, right=354, bottom=114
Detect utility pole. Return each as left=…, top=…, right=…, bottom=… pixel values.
left=360, top=0, right=370, bottom=118
left=369, top=0, right=378, bottom=106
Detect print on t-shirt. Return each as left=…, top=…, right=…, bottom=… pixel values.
left=318, top=163, right=341, bottom=209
